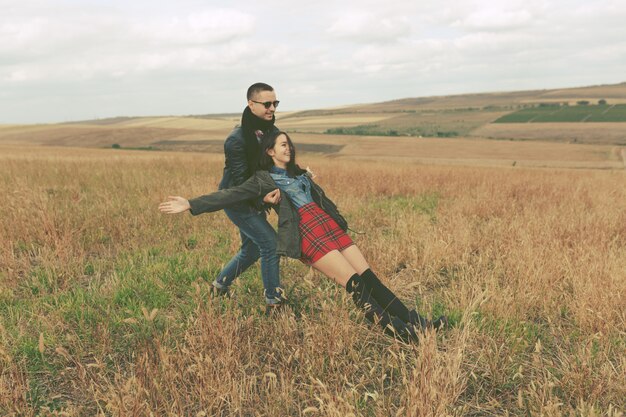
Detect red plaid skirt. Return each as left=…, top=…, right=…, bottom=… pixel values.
left=298, top=202, right=354, bottom=265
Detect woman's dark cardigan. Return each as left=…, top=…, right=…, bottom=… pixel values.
left=188, top=170, right=348, bottom=259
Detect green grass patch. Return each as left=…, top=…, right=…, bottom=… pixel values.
left=494, top=104, right=626, bottom=123
left=475, top=312, right=553, bottom=351
left=47, top=288, right=103, bottom=336
left=320, top=108, right=502, bottom=137
left=326, top=125, right=402, bottom=136
left=428, top=298, right=462, bottom=328
left=326, top=124, right=461, bottom=138
left=110, top=144, right=160, bottom=151
left=369, top=193, right=440, bottom=223
left=26, top=379, right=64, bottom=412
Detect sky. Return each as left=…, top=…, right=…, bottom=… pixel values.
left=1, top=0, right=625, bottom=124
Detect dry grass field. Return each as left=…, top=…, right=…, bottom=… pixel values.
left=471, top=123, right=626, bottom=146
left=2, top=82, right=626, bottom=152
left=0, top=124, right=622, bottom=170
left=357, top=83, right=626, bottom=112
left=0, top=116, right=242, bottom=148
left=0, top=145, right=624, bottom=416
left=283, top=133, right=624, bottom=169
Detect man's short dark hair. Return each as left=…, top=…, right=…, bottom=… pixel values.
left=247, top=83, right=274, bottom=100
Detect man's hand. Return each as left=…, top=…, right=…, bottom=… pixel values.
left=159, top=196, right=191, bottom=214
left=263, top=189, right=281, bottom=205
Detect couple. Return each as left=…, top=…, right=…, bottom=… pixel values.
left=159, top=83, right=445, bottom=341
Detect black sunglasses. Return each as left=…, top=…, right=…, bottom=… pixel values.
left=251, top=100, right=280, bottom=109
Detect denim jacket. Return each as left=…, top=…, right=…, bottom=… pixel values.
left=269, top=166, right=313, bottom=209
left=188, top=170, right=348, bottom=259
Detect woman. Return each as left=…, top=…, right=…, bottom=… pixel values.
left=159, top=131, right=445, bottom=342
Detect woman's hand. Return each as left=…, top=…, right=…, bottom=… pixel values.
left=263, top=189, right=281, bottom=205
left=159, top=196, right=191, bottom=214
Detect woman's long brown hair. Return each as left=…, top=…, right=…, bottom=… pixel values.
left=258, top=131, right=305, bottom=177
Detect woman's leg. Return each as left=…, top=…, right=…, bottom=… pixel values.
left=310, top=250, right=358, bottom=287
left=340, top=245, right=432, bottom=329
left=339, top=244, right=408, bottom=315
left=311, top=250, right=417, bottom=341
left=338, top=245, right=370, bottom=275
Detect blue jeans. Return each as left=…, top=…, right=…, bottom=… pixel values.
left=214, top=207, right=282, bottom=304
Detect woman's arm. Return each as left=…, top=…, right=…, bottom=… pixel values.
left=159, top=196, right=191, bottom=214
left=187, top=177, right=264, bottom=215
left=158, top=174, right=277, bottom=216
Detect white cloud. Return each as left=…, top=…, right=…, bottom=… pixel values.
left=0, top=6, right=258, bottom=83
left=327, top=11, right=411, bottom=43
left=349, top=39, right=447, bottom=74
left=131, top=9, right=255, bottom=45
left=1, top=0, right=625, bottom=123
left=452, top=32, right=537, bottom=56
left=454, top=8, right=535, bottom=31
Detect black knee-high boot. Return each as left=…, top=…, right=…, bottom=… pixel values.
left=359, top=269, right=434, bottom=330
left=345, top=274, right=417, bottom=342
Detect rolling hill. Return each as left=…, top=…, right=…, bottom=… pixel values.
left=1, top=82, right=625, bottom=169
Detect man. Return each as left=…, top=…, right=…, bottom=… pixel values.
left=212, top=82, right=284, bottom=312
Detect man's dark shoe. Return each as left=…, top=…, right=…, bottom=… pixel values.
left=264, top=287, right=287, bottom=317
left=264, top=302, right=286, bottom=317
left=211, top=280, right=230, bottom=298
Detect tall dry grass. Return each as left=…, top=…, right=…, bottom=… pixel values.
left=0, top=145, right=624, bottom=416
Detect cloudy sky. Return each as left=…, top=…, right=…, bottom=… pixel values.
left=1, top=0, right=625, bottom=124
